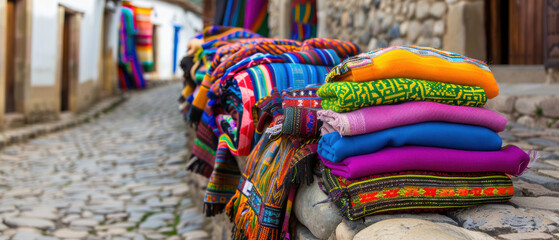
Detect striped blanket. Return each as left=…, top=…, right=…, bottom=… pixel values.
left=319, top=165, right=514, bottom=221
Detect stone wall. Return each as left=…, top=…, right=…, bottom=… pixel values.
left=318, top=0, right=449, bottom=51
left=486, top=95, right=559, bottom=129
left=267, top=0, right=486, bottom=59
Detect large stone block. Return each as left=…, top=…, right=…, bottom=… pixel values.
left=514, top=96, right=547, bottom=116
left=443, top=0, right=486, bottom=61
left=294, top=176, right=343, bottom=239
left=353, top=218, right=493, bottom=240
left=541, top=97, right=559, bottom=118
left=447, top=204, right=559, bottom=235
left=484, top=95, right=516, bottom=114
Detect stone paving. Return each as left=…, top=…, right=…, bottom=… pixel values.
left=0, top=83, right=209, bottom=240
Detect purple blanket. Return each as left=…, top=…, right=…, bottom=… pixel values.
left=318, top=101, right=507, bottom=136
left=320, top=145, right=530, bottom=179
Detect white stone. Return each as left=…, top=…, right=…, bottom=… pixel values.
left=70, top=218, right=99, bottom=228
left=499, top=232, right=554, bottom=240
left=433, top=20, right=445, bottom=36
left=353, top=218, right=493, bottom=240
left=294, top=177, right=342, bottom=239
left=4, top=217, right=55, bottom=230
left=515, top=96, right=547, bottom=116
left=336, top=221, right=357, bottom=240
left=407, top=20, right=422, bottom=42
left=517, top=115, right=536, bottom=127
left=399, top=21, right=409, bottom=36
left=430, top=2, right=448, bottom=18
left=415, top=0, right=430, bottom=20
left=53, top=228, right=89, bottom=239
left=510, top=196, right=559, bottom=211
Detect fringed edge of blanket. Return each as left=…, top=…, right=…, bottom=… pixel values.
left=203, top=202, right=227, bottom=217
left=186, top=156, right=213, bottom=178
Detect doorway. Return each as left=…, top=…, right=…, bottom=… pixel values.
left=60, top=11, right=71, bottom=111
left=5, top=0, right=15, bottom=113
left=486, top=0, right=544, bottom=65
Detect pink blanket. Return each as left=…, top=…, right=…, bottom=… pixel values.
left=318, top=101, right=507, bottom=136
left=320, top=145, right=530, bottom=179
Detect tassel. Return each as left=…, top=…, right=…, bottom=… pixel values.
left=519, top=149, right=540, bottom=175
left=187, top=106, right=204, bottom=124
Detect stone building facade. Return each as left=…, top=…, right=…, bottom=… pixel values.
left=0, top=0, right=201, bottom=129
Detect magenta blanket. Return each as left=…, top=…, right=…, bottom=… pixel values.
left=320, top=145, right=530, bottom=179
left=318, top=101, right=507, bottom=136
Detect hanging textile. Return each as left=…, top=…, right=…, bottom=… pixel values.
left=132, top=5, right=154, bottom=72
left=291, top=0, right=317, bottom=41
left=118, top=6, right=146, bottom=89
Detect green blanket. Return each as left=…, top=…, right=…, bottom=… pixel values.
left=317, top=78, right=487, bottom=112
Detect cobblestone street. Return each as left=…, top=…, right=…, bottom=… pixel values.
left=0, top=83, right=208, bottom=239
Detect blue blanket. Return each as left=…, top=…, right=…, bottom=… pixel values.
left=318, top=122, right=503, bottom=163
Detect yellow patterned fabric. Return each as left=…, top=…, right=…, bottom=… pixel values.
left=317, top=78, right=487, bottom=112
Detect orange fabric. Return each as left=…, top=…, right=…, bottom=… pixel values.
left=329, top=48, right=499, bottom=99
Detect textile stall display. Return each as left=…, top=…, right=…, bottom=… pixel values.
left=316, top=45, right=533, bottom=220
left=178, top=27, right=534, bottom=239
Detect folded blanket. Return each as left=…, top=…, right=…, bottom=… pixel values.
left=318, top=101, right=507, bottom=136
left=281, top=86, right=323, bottom=138
left=318, top=78, right=487, bottom=112
left=319, top=122, right=503, bottom=163
left=321, top=145, right=530, bottom=179
left=325, top=46, right=499, bottom=98
left=319, top=166, right=514, bottom=220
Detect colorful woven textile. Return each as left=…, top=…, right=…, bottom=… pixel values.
left=321, top=145, right=530, bottom=179
left=234, top=63, right=331, bottom=156
left=325, top=46, right=499, bottom=98
left=204, top=116, right=241, bottom=216
left=118, top=6, right=146, bottom=89
left=244, top=0, right=269, bottom=36
left=317, top=78, right=487, bottom=113
left=190, top=40, right=302, bottom=122
left=318, top=101, right=507, bottom=136
left=319, top=166, right=514, bottom=220
left=301, top=38, right=360, bottom=61
left=223, top=0, right=246, bottom=27
left=188, top=116, right=218, bottom=178
left=202, top=26, right=262, bottom=42
left=133, top=6, right=154, bottom=72
left=225, top=120, right=318, bottom=240
left=319, top=122, right=503, bottom=163
left=281, top=86, right=323, bottom=137
left=291, top=0, right=317, bottom=41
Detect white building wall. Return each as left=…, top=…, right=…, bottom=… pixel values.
left=30, top=0, right=108, bottom=86
left=29, top=0, right=201, bottom=86
left=131, top=0, right=202, bottom=79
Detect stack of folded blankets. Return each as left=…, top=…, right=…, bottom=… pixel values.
left=316, top=46, right=533, bottom=221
